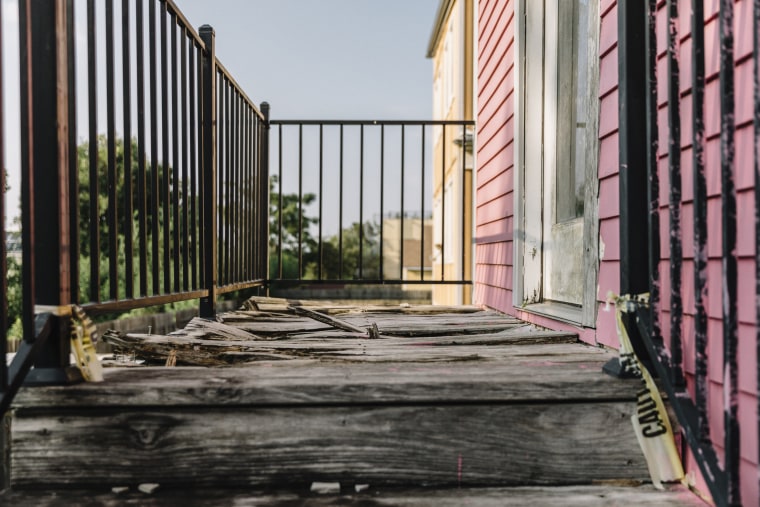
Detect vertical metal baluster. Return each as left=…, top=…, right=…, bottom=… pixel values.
left=277, top=123, right=282, bottom=278
left=161, top=1, right=170, bottom=293
left=196, top=44, right=204, bottom=288
left=719, top=0, right=740, bottom=503
left=234, top=94, right=241, bottom=282
left=400, top=125, right=405, bottom=279
left=258, top=106, right=268, bottom=281
left=19, top=0, right=35, bottom=340
left=181, top=29, right=189, bottom=291
left=645, top=0, right=663, bottom=353
left=229, top=91, right=237, bottom=283
left=691, top=0, right=709, bottom=443
left=339, top=124, right=344, bottom=279
left=298, top=123, right=303, bottom=279
left=242, top=104, right=249, bottom=280
left=318, top=123, right=323, bottom=280
left=122, top=0, right=133, bottom=299
left=171, top=14, right=179, bottom=292
left=252, top=112, right=258, bottom=281
left=67, top=0, right=78, bottom=304
left=317, top=123, right=324, bottom=280
left=216, top=75, right=223, bottom=286
left=666, top=0, right=684, bottom=386
left=380, top=125, right=384, bottom=280
left=359, top=124, right=364, bottom=279
left=441, top=124, right=447, bottom=281
left=87, top=0, right=99, bottom=301
left=420, top=125, right=425, bottom=281
left=461, top=124, right=467, bottom=284
left=754, top=0, right=760, bottom=499
left=223, top=81, right=231, bottom=285
left=149, top=0, right=159, bottom=294
left=189, top=41, right=198, bottom=289
left=238, top=97, right=244, bottom=282
left=106, top=0, right=118, bottom=300
left=136, top=0, right=148, bottom=296
left=0, top=0, right=6, bottom=391
left=230, top=91, right=236, bottom=283
left=199, top=24, right=216, bottom=318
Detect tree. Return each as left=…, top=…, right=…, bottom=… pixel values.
left=268, top=175, right=381, bottom=281
left=268, top=175, right=318, bottom=279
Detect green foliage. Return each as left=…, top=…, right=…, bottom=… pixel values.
left=5, top=135, right=194, bottom=334
left=268, top=176, right=380, bottom=281
left=5, top=256, right=22, bottom=337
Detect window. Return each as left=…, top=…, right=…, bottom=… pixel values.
left=555, top=0, right=589, bottom=222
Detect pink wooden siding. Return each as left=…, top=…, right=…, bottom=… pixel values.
left=475, top=0, right=757, bottom=502
left=474, top=0, right=515, bottom=311
left=595, top=1, right=620, bottom=349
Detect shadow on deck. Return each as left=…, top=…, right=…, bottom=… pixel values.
left=3, top=297, right=705, bottom=505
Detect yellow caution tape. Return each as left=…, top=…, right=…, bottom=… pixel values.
left=70, top=305, right=104, bottom=382
left=607, top=292, right=684, bottom=489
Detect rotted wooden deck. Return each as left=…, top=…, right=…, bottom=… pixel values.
left=4, top=297, right=704, bottom=505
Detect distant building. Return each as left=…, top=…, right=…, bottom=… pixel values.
left=427, top=0, right=474, bottom=305
left=5, top=230, right=21, bottom=261
left=382, top=217, right=432, bottom=291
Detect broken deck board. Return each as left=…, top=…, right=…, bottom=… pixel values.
left=104, top=303, right=576, bottom=366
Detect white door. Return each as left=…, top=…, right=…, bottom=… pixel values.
left=520, top=0, right=597, bottom=320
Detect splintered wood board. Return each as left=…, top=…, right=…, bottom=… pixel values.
left=107, top=302, right=578, bottom=366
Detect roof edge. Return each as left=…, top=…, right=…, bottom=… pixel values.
left=426, top=0, right=455, bottom=58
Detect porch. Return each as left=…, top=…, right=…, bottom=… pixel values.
left=2, top=298, right=703, bottom=505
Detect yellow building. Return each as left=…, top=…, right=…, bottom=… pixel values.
left=382, top=217, right=433, bottom=292
left=427, top=0, right=474, bottom=305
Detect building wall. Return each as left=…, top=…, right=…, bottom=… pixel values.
left=430, top=0, right=474, bottom=306
left=473, top=0, right=516, bottom=312
left=474, top=0, right=758, bottom=502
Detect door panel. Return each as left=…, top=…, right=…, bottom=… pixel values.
left=522, top=0, right=593, bottom=309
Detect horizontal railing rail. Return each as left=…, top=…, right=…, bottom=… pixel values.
left=268, top=119, right=475, bottom=288
left=1, top=0, right=267, bottom=414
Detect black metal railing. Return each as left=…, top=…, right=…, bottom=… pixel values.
left=619, top=1, right=754, bottom=506
left=268, top=119, right=474, bottom=286
left=0, top=0, right=267, bottom=414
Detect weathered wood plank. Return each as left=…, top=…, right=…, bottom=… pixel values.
left=0, top=484, right=707, bottom=506
left=103, top=329, right=588, bottom=367
left=289, top=306, right=370, bottom=335
left=13, top=349, right=640, bottom=408
left=10, top=402, right=648, bottom=488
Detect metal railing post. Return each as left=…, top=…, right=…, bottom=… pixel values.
left=25, top=0, right=80, bottom=384
left=199, top=25, right=217, bottom=318
left=259, top=101, right=270, bottom=290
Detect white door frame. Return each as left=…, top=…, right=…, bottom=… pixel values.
left=512, top=0, right=600, bottom=327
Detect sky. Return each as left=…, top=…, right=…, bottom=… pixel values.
left=2, top=0, right=440, bottom=228
left=160, top=0, right=438, bottom=119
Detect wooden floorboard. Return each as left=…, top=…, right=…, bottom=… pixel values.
left=14, top=343, right=639, bottom=407
left=0, top=484, right=707, bottom=506
left=10, top=402, right=647, bottom=488
left=8, top=299, right=663, bottom=492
